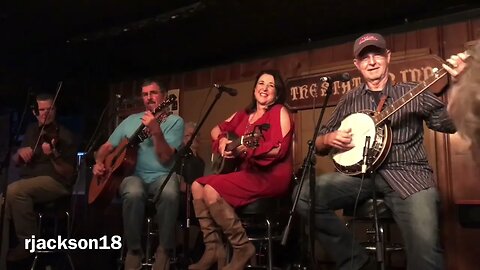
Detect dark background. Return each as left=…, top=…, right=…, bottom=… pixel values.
left=0, top=0, right=478, bottom=149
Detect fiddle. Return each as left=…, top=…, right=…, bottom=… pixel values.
left=39, top=123, right=60, bottom=147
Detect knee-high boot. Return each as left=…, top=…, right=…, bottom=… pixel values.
left=208, top=198, right=255, bottom=270
left=189, top=199, right=226, bottom=270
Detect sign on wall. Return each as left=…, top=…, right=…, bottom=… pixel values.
left=167, top=88, right=180, bottom=115
left=285, top=54, right=449, bottom=111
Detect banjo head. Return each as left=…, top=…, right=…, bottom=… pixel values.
left=332, top=112, right=377, bottom=167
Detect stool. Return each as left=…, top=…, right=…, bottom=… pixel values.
left=232, top=197, right=284, bottom=270
left=31, top=195, right=75, bottom=270
left=343, top=198, right=404, bottom=265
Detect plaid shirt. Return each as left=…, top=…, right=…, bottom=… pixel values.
left=320, top=81, right=456, bottom=198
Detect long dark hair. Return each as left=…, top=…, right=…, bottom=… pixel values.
left=245, top=69, right=286, bottom=113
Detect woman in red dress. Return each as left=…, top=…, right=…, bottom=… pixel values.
left=189, top=69, right=294, bottom=270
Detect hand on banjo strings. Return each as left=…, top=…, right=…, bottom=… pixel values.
left=442, top=52, right=468, bottom=80
left=325, top=128, right=355, bottom=151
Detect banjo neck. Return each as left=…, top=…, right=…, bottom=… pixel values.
left=372, top=67, right=448, bottom=126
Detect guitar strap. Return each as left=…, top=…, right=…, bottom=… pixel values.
left=376, top=95, right=388, bottom=112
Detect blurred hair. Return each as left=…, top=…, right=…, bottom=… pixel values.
left=185, top=121, right=199, bottom=137
left=140, top=78, right=167, bottom=94
left=245, top=69, right=286, bottom=113
left=448, top=41, right=480, bottom=160
left=36, top=93, right=54, bottom=102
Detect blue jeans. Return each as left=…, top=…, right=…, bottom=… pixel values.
left=119, top=174, right=180, bottom=251
left=294, top=172, right=443, bottom=270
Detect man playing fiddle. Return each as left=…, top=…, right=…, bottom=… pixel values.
left=93, top=79, right=184, bottom=270
left=1, top=93, right=77, bottom=262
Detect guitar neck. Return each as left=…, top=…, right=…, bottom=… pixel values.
left=128, top=124, right=147, bottom=145
left=373, top=67, right=448, bottom=125
left=225, top=136, right=244, bottom=152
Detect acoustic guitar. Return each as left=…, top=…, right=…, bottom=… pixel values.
left=88, top=95, right=177, bottom=206
left=211, top=123, right=270, bottom=174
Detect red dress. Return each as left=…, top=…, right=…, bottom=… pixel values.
left=196, top=104, right=294, bottom=207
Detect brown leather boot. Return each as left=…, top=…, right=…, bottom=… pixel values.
left=208, top=198, right=255, bottom=270
left=189, top=199, right=226, bottom=270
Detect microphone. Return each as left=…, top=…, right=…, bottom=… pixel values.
left=29, top=93, right=39, bottom=116
left=320, top=72, right=351, bottom=83
left=361, top=136, right=371, bottom=174
left=214, top=84, right=238, bottom=96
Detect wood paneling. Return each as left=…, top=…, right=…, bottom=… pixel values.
left=110, top=17, right=480, bottom=270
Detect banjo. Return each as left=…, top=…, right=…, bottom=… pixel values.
left=332, top=65, right=452, bottom=175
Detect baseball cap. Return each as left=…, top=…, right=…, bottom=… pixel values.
left=353, top=33, right=387, bottom=58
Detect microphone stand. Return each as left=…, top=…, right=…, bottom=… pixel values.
left=282, top=79, right=334, bottom=269
left=152, top=89, right=227, bottom=268
left=0, top=91, right=33, bottom=256
left=152, top=89, right=226, bottom=204
left=361, top=135, right=384, bottom=270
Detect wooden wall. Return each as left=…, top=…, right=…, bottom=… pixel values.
left=110, top=18, right=480, bottom=269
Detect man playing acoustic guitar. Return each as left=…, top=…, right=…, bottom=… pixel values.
left=93, top=79, right=184, bottom=270
left=295, top=33, right=466, bottom=270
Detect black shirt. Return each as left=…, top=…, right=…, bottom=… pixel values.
left=19, top=122, right=77, bottom=186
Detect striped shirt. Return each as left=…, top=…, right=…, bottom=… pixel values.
left=320, top=81, right=456, bottom=199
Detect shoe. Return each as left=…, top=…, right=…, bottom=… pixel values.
left=124, top=250, right=143, bottom=270
left=6, top=245, right=32, bottom=261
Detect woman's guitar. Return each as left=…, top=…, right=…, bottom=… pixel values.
left=211, top=124, right=270, bottom=174
left=332, top=52, right=468, bottom=175
left=88, top=95, right=177, bottom=207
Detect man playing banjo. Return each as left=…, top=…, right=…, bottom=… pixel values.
left=294, top=33, right=467, bottom=270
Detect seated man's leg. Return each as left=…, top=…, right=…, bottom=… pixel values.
left=149, top=174, right=180, bottom=250
left=119, top=176, right=147, bottom=252
left=294, top=172, right=373, bottom=270
left=6, top=176, right=69, bottom=246
left=385, top=187, right=443, bottom=270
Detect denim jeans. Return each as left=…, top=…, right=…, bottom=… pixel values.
left=294, top=172, right=443, bottom=270
left=119, top=174, right=180, bottom=251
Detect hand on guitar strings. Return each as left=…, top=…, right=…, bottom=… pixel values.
left=219, top=137, right=234, bottom=159
left=442, top=52, right=468, bottom=80
left=93, top=163, right=106, bottom=176
left=324, top=128, right=355, bottom=151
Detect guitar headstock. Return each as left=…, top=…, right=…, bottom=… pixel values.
left=152, top=94, right=177, bottom=123
left=153, top=94, right=177, bottom=115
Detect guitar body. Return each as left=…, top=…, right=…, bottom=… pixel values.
left=332, top=111, right=392, bottom=175
left=211, top=132, right=242, bottom=174
left=87, top=95, right=177, bottom=207
left=88, top=138, right=138, bottom=206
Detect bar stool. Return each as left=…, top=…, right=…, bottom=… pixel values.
left=230, top=197, right=284, bottom=270
left=343, top=198, right=404, bottom=266
left=31, top=195, right=75, bottom=270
